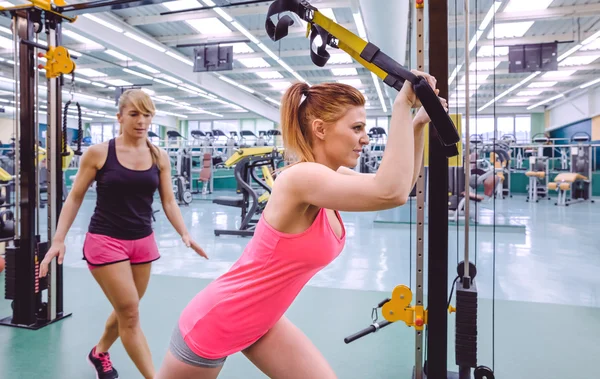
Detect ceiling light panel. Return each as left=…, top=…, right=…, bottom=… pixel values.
left=541, top=70, right=577, bottom=79
left=455, top=83, right=482, bottom=91
left=220, top=42, right=254, bottom=54
left=477, top=46, right=509, bottom=57
left=558, top=55, right=600, bottom=67
left=186, top=18, right=231, bottom=34
left=469, top=61, right=501, bottom=71
left=76, top=68, right=107, bottom=77
left=163, top=0, right=201, bottom=11
left=328, top=53, right=353, bottom=64
left=104, top=79, right=133, bottom=86
left=269, top=81, right=292, bottom=90
left=134, top=63, right=160, bottom=74
left=581, top=38, right=600, bottom=51
left=528, top=81, right=558, bottom=88
left=459, top=74, right=489, bottom=84
left=331, top=68, right=358, bottom=76
left=487, top=22, right=534, bottom=39
left=237, top=58, right=271, bottom=68
left=0, top=35, right=13, bottom=49
left=256, top=71, right=284, bottom=79
left=337, top=79, right=363, bottom=86
left=503, top=0, right=553, bottom=12
left=506, top=98, right=532, bottom=103
left=63, top=30, right=103, bottom=47
left=104, top=49, right=130, bottom=61
left=516, top=90, right=543, bottom=96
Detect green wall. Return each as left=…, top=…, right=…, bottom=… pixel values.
left=530, top=113, right=545, bottom=138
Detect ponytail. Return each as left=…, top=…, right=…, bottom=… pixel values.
left=280, top=82, right=316, bottom=163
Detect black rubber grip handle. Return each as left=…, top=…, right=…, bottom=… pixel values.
left=344, top=321, right=392, bottom=344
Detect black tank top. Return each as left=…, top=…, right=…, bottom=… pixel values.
left=88, top=138, right=160, bottom=240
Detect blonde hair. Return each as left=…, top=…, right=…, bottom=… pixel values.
left=280, top=82, right=365, bottom=163
left=118, top=89, right=161, bottom=170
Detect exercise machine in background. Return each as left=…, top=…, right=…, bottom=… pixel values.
left=0, top=0, right=78, bottom=330
left=547, top=132, right=595, bottom=206
left=166, top=130, right=193, bottom=205
left=213, top=147, right=282, bottom=237
left=525, top=134, right=551, bottom=203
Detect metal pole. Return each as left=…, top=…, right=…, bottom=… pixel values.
left=13, top=10, right=37, bottom=327
left=463, top=0, right=471, bottom=283
left=46, top=18, right=64, bottom=321
left=427, top=0, right=451, bottom=377
left=12, top=17, right=20, bottom=240
left=414, top=1, right=425, bottom=378
left=35, top=32, right=40, bottom=237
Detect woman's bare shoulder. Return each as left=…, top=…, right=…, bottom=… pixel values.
left=80, top=142, right=109, bottom=168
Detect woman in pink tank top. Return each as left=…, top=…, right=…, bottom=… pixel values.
left=156, top=70, right=447, bottom=379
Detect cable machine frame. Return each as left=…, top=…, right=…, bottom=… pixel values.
left=261, top=0, right=494, bottom=378
left=0, top=0, right=167, bottom=330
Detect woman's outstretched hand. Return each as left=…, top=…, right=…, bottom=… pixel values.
left=182, top=234, right=209, bottom=259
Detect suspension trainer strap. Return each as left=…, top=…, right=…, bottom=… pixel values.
left=266, top=0, right=460, bottom=155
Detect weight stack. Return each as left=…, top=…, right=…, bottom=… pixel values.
left=455, top=279, right=478, bottom=368
left=4, top=245, right=16, bottom=300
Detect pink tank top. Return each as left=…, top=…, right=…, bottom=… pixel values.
left=178, top=208, right=345, bottom=359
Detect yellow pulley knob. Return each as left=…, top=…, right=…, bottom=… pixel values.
left=381, top=285, right=413, bottom=323
left=448, top=305, right=456, bottom=314
left=40, top=46, right=75, bottom=79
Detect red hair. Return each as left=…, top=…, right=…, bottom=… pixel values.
left=280, top=82, right=365, bottom=163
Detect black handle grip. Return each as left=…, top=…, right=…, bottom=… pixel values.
left=344, top=321, right=392, bottom=344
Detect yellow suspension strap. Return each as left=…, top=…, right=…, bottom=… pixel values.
left=265, top=0, right=460, bottom=156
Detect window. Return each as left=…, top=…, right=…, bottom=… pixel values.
left=515, top=115, right=531, bottom=143
left=376, top=117, right=389, bottom=134
left=103, top=123, right=116, bottom=142
left=366, top=117, right=377, bottom=132
left=497, top=116, right=515, bottom=140
left=241, top=119, right=255, bottom=132
left=256, top=119, right=274, bottom=134
left=465, top=117, right=496, bottom=142
left=213, top=119, right=239, bottom=134
left=199, top=121, right=212, bottom=132
left=187, top=121, right=199, bottom=139
left=150, top=123, right=160, bottom=136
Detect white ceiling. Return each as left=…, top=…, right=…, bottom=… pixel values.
left=447, top=0, right=600, bottom=114
left=0, top=0, right=598, bottom=124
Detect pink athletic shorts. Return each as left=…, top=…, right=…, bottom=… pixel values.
left=83, top=232, right=160, bottom=270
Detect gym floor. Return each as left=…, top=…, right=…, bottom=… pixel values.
left=1, top=192, right=599, bottom=379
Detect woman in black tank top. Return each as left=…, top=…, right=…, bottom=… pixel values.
left=39, top=89, right=208, bottom=379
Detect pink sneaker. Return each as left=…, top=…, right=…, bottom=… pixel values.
left=86, top=346, right=119, bottom=379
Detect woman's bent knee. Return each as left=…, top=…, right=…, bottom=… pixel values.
left=115, top=302, right=140, bottom=329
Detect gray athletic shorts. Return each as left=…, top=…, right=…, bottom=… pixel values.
left=169, top=325, right=227, bottom=368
